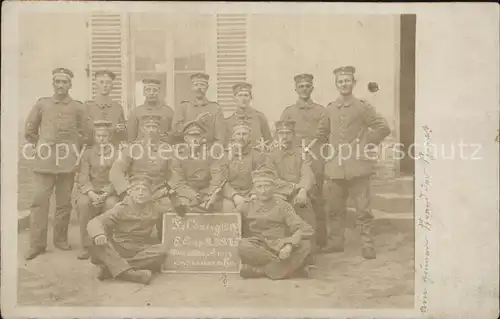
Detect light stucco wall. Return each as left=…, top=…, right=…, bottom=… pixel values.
left=248, top=15, right=400, bottom=132
left=18, top=13, right=89, bottom=129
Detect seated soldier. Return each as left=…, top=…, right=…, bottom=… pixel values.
left=268, top=120, right=317, bottom=250
left=216, top=119, right=269, bottom=215
left=169, top=120, right=225, bottom=212
left=76, top=120, right=120, bottom=260
left=87, top=175, right=167, bottom=285
left=237, top=165, right=314, bottom=280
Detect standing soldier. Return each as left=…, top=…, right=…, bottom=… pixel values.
left=268, top=120, right=317, bottom=250
left=224, top=83, right=272, bottom=147
left=84, top=70, right=127, bottom=146
left=127, top=78, right=174, bottom=143
left=110, top=114, right=172, bottom=242
left=172, top=73, right=226, bottom=147
left=168, top=120, right=225, bottom=212
left=280, top=73, right=327, bottom=249
left=24, top=68, right=92, bottom=260
left=316, top=66, right=391, bottom=259
left=76, top=120, right=120, bottom=260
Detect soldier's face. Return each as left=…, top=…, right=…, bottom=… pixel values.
left=234, top=92, right=251, bottom=108
left=232, top=129, right=251, bottom=147
left=142, top=123, right=160, bottom=139
left=95, top=75, right=113, bottom=95
left=192, top=82, right=208, bottom=98
left=295, top=82, right=314, bottom=99
left=254, top=181, right=274, bottom=201
left=335, top=74, right=356, bottom=95
left=94, top=131, right=112, bottom=145
left=52, top=77, right=71, bottom=96
left=144, top=85, right=160, bottom=101
left=277, top=130, right=294, bottom=146
left=130, top=184, right=151, bottom=204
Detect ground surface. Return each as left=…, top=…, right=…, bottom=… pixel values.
left=17, top=223, right=414, bottom=308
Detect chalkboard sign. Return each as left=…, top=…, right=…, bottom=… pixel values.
left=161, top=212, right=242, bottom=273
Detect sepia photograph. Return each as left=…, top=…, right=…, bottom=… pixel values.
left=1, top=2, right=498, bottom=318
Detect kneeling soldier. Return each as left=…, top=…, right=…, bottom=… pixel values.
left=237, top=165, right=313, bottom=280
left=87, top=175, right=167, bottom=284
left=76, top=120, right=120, bottom=260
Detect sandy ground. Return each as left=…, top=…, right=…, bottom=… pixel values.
left=17, top=223, right=414, bottom=309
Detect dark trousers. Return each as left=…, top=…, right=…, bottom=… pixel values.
left=324, top=175, right=374, bottom=248
left=238, top=237, right=311, bottom=280
left=29, top=172, right=75, bottom=250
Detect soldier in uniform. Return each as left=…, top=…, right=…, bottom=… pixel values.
left=224, top=82, right=272, bottom=147
left=237, top=165, right=314, bottom=280
left=127, top=78, right=174, bottom=143
left=316, top=66, right=391, bottom=259
left=76, top=120, right=120, bottom=260
left=110, top=114, right=172, bottom=242
left=280, top=73, right=327, bottom=249
left=172, top=73, right=226, bottom=147
left=87, top=175, right=167, bottom=285
left=216, top=119, right=269, bottom=215
left=168, top=120, right=225, bottom=212
left=24, top=68, right=92, bottom=260
left=84, top=70, right=127, bottom=146
left=268, top=120, right=317, bottom=250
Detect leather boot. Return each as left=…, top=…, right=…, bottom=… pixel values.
left=117, top=269, right=152, bottom=285
left=362, top=247, right=377, bottom=259
left=77, top=249, right=90, bottom=260
left=239, top=264, right=266, bottom=279
left=25, top=248, right=46, bottom=261
left=54, top=241, right=72, bottom=251
left=96, top=267, right=112, bottom=281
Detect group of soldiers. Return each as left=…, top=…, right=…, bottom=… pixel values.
left=23, top=65, right=390, bottom=284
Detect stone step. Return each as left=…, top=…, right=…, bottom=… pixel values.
left=371, top=192, right=413, bottom=214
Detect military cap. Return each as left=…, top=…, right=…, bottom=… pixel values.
left=275, top=120, right=296, bottom=133
left=232, top=82, right=252, bottom=95
left=141, top=114, right=162, bottom=126
left=129, top=174, right=153, bottom=189
left=251, top=164, right=276, bottom=184
left=232, top=119, right=252, bottom=133
left=333, top=66, right=356, bottom=76
left=52, top=68, right=74, bottom=80
left=93, top=120, right=114, bottom=132
left=94, top=70, right=116, bottom=80
left=294, top=73, right=314, bottom=84
left=143, top=78, right=161, bottom=86
left=183, top=120, right=206, bottom=136
left=191, top=72, right=210, bottom=84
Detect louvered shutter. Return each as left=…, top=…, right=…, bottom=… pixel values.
left=88, top=13, right=127, bottom=112
left=216, top=14, right=248, bottom=117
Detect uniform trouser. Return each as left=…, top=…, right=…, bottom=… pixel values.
left=294, top=203, right=317, bottom=250
left=312, top=173, right=327, bottom=247
left=77, top=194, right=119, bottom=249
left=29, top=172, right=75, bottom=250
left=325, top=175, right=374, bottom=248
left=238, top=237, right=311, bottom=280
left=88, top=239, right=166, bottom=278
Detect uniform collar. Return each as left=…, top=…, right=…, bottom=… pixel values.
left=335, top=95, right=355, bottom=108
left=296, top=98, right=314, bottom=109
left=95, top=95, right=113, bottom=108
left=234, top=107, right=254, bottom=118
left=52, top=95, right=72, bottom=104
left=192, top=97, right=209, bottom=107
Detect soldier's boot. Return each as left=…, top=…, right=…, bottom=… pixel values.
left=25, top=248, right=46, bottom=261
left=77, top=249, right=90, bottom=260
left=239, top=264, right=266, bottom=279
left=117, top=269, right=152, bottom=285
left=362, top=247, right=376, bottom=260
left=54, top=241, right=72, bottom=251
left=96, top=266, right=112, bottom=281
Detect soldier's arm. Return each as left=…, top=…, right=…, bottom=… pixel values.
left=168, top=158, right=198, bottom=200
left=24, top=100, right=43, bottom=144
left=126, top=108, right=138, bottom=143
left=87, top=202, right=126, bottom=239
left=315, top=108, right=331, bottom=143
left=109, top=146, right=132, bottom=196
left=217, top=157, right=239, bottom=200
left=76, top=102, right=93, bottom=147
left=207, top=158, right=224, bottom=194
left=362, top=101, right=391, bottom=145
left=115, top=104, right=127, bottom=143
left=214, top=106, right=226, bottom=145
left=78, top=149, right=94, bottom=194
left=280, top=107, right=292, bottom=121
left=298, top=153, right=315, bottom=193
left=267, top=152, right=296, bottom=197
left=172, top=102, right=187, bottom=133
left=259, top=112, right=273, bottom=143
left=280, top=201, right=314, bottom=247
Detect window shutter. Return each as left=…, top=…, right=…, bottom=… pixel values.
left=88, top=13, right=126, bottom=112
left=216, top=14, right=248, bottom=117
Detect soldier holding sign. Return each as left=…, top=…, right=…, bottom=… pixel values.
left=87, top=175, right=166, bottom=284
left=237, top=165, right=313, bottom=280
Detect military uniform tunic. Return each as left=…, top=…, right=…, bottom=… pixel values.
left=237, top=197, right=313, bottom=280
left=225, top=107, right=272, bottom=147
left=172, top=98, right=226, bottom=145
left=84, top=95, right=126, bottom=144
left=127, top=102, right=174, bottom=143
left=87, top=197, right=166, bottom=277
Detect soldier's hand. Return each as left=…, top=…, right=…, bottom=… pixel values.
left=233, top=195, right=247, bottom=208
left=279, top=244, right=293, bottom=260
left=94, top=234, right=107, bottom=246
left=294, top=188, right=308, bottom=207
